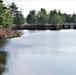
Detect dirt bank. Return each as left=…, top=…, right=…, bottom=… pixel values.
left=0, top=29, right=6, bottom=39
left=0, top=28, right=20, bottom=39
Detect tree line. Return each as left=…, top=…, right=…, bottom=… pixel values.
left=1, top=0, right=76, bottom=28
left=0, top=0, right=24, bottom=28
left=26, top=8, right=76, bottom=25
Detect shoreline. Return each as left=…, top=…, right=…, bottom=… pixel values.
left=12, top=24, right=61, bottom=30
left=0, top=28, right=20, bottom=39
left=0, top=23, right=76, bottom=39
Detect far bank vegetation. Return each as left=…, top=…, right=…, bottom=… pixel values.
left=0, top=0, right=76, bottom=38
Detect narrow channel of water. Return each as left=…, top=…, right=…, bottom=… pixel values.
left=0, top=30, right=76, bottom=75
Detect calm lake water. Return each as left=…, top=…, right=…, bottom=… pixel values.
left=0, top=30, right=76, bottom=75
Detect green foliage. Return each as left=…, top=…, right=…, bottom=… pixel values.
left=38, top=8, right=48, bottom=24
left=0, top=0, right=13, bottom=28
left=8, top=2, right=18, bottom=16
left=26, top=9, right=76, bottom=25
left=8, top=2, right=24, bottom=26
left=38, top=15, right=48, bottom=24
left=73, top=14, right=76, bottom=22
left=0, top=0, right=3, bottom=3
left=14, top=12, right=24, bottom=26
left=48, top=9, right=65, bottom=24
left=6, top=2, right=24, bottom=25
left=9, top=2, right=18, bottom=10
left=26, top=10, right=38, bottom=24
left=0, top=0, right=24, bottom=28
left=1, top=0, right=76, bottom=28
left=26, top=8, right=48, bottom=25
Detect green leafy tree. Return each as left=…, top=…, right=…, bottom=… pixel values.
left=8, top=2, right=25, bottom=26
left=0, top=0, right=13, bottom=28
left=48, top=9, right=64, bottom=24
left=14, top=11, right=24, bottom=26
left=65, top=14, right=73, bottom=23
left=26, top=10, right=38, bottom=24
left=38, top=8, right=48, bottom=24
left=26, top=8, right=76, bottom=25
left=71, top=13, right=76, bottom=23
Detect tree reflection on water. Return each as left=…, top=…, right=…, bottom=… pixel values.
left=0, top=39, right=8, bottom=51
left=0, top=39, right=7, bottom=75
left=0, top=51, right=7, bottom=75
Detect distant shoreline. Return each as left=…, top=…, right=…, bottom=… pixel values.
left=12, top=24, right=61, bottom=30
left=1, top=23, right=76, bottom=39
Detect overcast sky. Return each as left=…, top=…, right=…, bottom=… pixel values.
left=3, top=0, right=76, bottom=17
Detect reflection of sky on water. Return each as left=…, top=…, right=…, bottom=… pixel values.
left=3, top=52, right=76, bottom=75
left=2, top=30, right=76, bottom=75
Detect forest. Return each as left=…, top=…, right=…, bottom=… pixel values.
left=0, top=0, right=76, bottom=28
left=26, top=9, right=76, bottom=25
left=0, top=0, right=24, bottom=28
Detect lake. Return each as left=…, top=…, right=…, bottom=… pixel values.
left=0, top=30, right=76, bottom=75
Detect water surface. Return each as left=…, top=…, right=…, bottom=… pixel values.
left=0, top=30, right=76, bottom=75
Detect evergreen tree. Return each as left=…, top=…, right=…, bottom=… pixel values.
left=38, top=8, right=48, bottom=24
left=8, top=2, right=24, bottom=26
left=0, top=0, right=13, bottom=28
left=48, top=9, right=65, bottom=24
left=8, top=2, right=18, bottom=16
left=26, top=10, right=38, bottom=24
left=14, top=11, right=24, bottom=26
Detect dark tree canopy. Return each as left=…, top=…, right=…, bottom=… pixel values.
left=26, top=9, right=76, bottom=25
left=14, top=11, right=24, bottom=26
left=26, top=10, right=38, bottom=24
left=1, top=0, right=76, bottom=28
left=0, top=0, right=13, bottom=28
left=0, top=1, right=24, bottom=28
